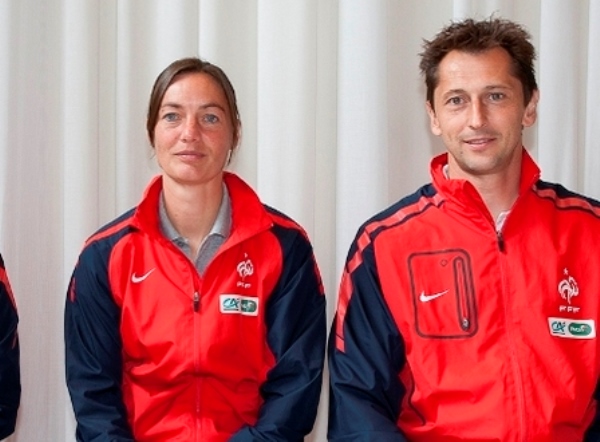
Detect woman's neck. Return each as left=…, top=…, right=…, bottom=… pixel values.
left=162, top=177, right=224, bottom=255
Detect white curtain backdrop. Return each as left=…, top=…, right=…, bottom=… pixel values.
left=0, top=1, right=598, bottom=441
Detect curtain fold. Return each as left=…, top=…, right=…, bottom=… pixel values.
left=584, top=0, right=600, bottom=200
left=0, top=1, right=597, bottom=441
left=337, top=0, right=390, bottom=273
left=538, top=0, right=587, bottom=191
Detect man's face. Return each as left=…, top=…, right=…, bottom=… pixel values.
left=426, top=47, right=538, bottom=181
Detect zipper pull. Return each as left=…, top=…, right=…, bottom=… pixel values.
left=193, top=292, right=200, bottom=312
left=497, top=231, right=505, bottom=252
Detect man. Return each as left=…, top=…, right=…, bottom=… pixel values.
left=0, top=253, right=19, bottom=439
left=328, top=17, right=600, bottom=441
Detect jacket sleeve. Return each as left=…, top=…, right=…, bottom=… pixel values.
left=328, top=235, right=408, bottom=441
left=0, top=254, right=20, bottom=440
left=230, top=230, right=326, bottom=442
left=64, top=244, right=134, bottom=442
left=584, top=378, right=600, bottom=441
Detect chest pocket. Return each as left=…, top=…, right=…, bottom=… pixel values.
left=408, top=249, right=478, bottom=338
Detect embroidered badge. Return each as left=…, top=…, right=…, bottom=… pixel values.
left=557, top=268, right=581, bottom=314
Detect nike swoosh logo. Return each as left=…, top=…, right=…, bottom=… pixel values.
left=131, top=268, right=155, bottom=283
left=419, top=290, right=449, bottom=303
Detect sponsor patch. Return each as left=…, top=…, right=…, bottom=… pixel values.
left=548, top=317, right=596, bottom=339
left=219, top=295, right=259, bottom=316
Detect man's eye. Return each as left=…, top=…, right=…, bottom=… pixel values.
left=447, top=97, right=463, bottom=105
left=490, top=92, right=505, bottom=101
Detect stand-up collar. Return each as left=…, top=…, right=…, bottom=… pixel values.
left=132, top=172, right=273, bottom=244
left=429, top=148, right=541, bottom=227
left=431, top=148, right=541, bottom=201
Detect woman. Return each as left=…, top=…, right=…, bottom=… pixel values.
left=65, top=57, right=326, bottom=442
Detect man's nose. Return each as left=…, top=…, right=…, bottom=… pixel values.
left=468, top=100, right=487, bottom=129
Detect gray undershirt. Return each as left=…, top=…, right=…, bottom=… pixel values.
left=158, top=185, right=231, bottom=275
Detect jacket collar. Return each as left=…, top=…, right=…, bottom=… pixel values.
left=430, top=148, right=541, bottom=223
left=132, top=172, right=273, bottom=244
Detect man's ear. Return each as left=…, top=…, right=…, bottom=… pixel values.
left=522, top=89, right=539, bottom=128
left=426, top=100, right=442, bottom=136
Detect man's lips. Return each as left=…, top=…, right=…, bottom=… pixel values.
left=462, top=135, right=497, bottom=148
left=466, top=137, right=494, bottom=144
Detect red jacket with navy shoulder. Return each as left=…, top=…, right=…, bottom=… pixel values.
left=329, top=149, right=600, bottom=442
left=65, top=172, right=326, bottom=442
left=0, top=253, right=20, bottom=439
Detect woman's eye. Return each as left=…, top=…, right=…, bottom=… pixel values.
left=203, top=114, right=219, bottom=124
left=162, top=113, right=179, bottom=122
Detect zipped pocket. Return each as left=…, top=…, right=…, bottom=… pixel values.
left=408, top=249, right=478, bottom=338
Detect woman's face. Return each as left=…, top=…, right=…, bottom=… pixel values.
left=153, top=72, right=235, bottom=189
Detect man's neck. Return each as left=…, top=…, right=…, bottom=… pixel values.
left=471, top=175, right=519, bottom=222
left=446, top=161, right=521, bottom=222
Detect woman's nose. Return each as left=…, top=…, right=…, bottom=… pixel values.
left=181, top=117, right=201, bottom=142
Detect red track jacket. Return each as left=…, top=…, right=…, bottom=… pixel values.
left=65, top=173, right=326, bottom=441
left=329, top=149, right=600, bottom=442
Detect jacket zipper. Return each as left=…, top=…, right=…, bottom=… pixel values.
left=496, top=225, right=526, bottom=441
left=193, top=288, right=201, bottom=440
left=159, top=237, right=205, bottom=440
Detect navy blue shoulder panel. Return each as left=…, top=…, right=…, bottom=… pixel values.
left=79, top=208, right=137, bottom=266
left=263, top=204, right=287, bottom=221
left=535, top=180, right=600, bottom=218
left=364, top=184, right=437, bottom=231
left=346, top=184, right=439, bottom=260
left=91, top=207, right=136, bottom=237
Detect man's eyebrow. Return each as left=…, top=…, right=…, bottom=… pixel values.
left=483, top=84, right=512, bottom=90
left=443, top=88, right=466, bottom=96
left=441, top=84, right=512, bottom=97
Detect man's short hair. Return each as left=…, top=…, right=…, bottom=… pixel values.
left=419, top=17, right=538, bottom=107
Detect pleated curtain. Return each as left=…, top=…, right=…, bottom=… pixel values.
left=0, top=1, right=598, bottom=440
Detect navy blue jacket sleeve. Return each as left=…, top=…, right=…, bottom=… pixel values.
left=584, top=378, right=600, bottom=441
left=64, top=243, right=134, bottom=442
left=0, top=254, right=20, bottom=440
left=328, top=236, right=408, bottom=441
left=230, top=228, right=326, bottom=442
